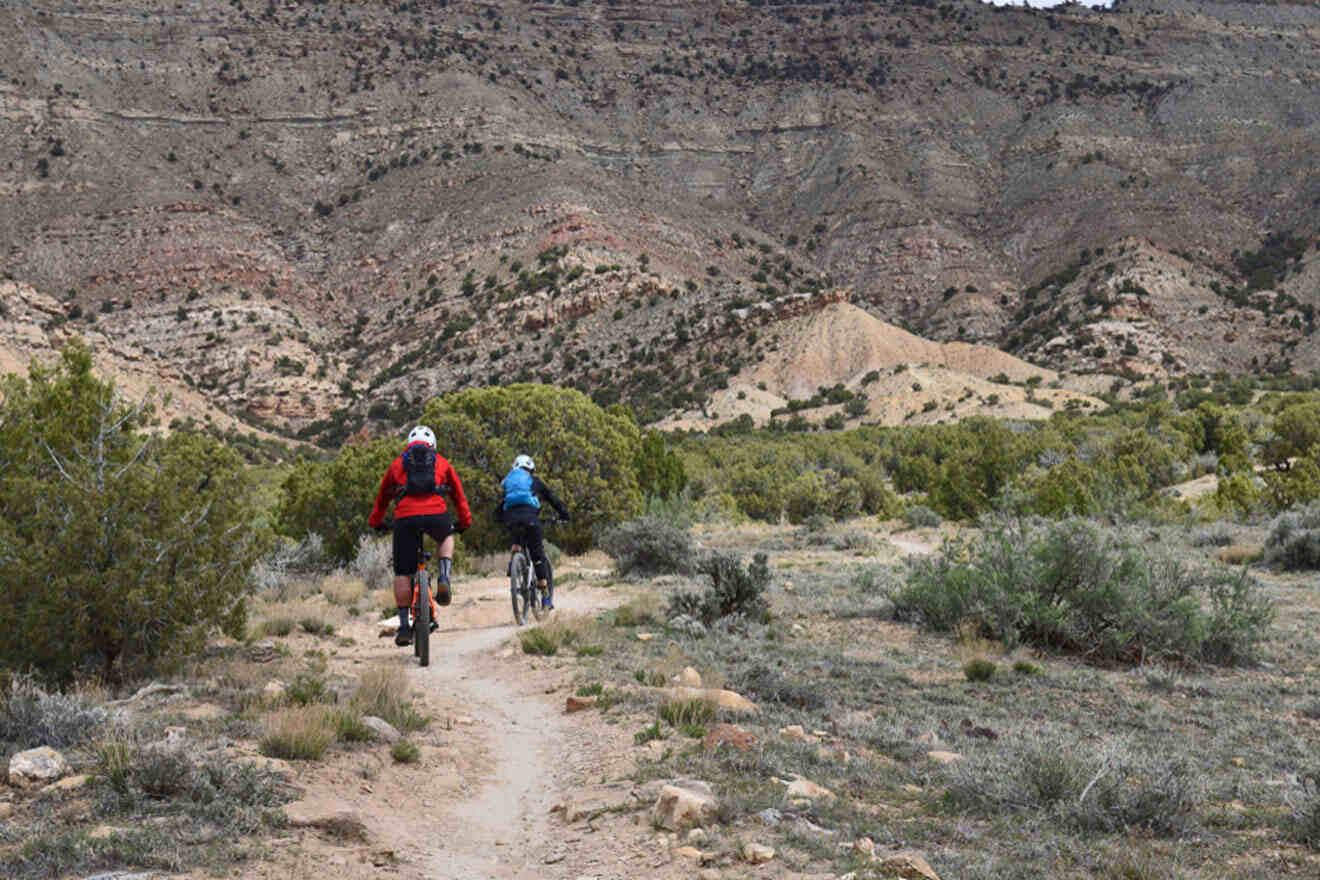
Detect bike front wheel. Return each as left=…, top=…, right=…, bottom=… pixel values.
left=414, top=571, right=431, bottom=667
left=510, top=553, right=530, bottom=626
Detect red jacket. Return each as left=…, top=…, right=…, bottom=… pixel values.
left=368, top=443, right=473, bottom=530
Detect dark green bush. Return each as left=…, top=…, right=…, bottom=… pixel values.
left=665, top=551, right=771, bottom=627
left=892, top=518, right=1273, bottom=665
left=600, top=516, right=697, bottom=577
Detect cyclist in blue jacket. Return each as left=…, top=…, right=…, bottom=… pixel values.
left=496, top=454, right=570, bottom=609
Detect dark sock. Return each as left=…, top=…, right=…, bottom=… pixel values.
left=398, top=607, right=410, bottom=628
left=436, top=557, right=451, bottom=586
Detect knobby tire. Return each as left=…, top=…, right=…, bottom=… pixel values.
left=415, top=570, right=431, bottom=667
left=510, top=552, right=530, bottom=625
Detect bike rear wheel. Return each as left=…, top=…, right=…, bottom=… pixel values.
left=414, top=571, right=431, bottom=667
left=510, top=552, right=530, bottom=625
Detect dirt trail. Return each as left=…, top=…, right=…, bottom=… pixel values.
left=267, top=573, right=634, bottom=880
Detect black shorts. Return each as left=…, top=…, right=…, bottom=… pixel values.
left=392, top=514, right=454, bottom=576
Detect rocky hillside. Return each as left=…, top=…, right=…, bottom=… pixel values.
left=1, top=0, right=1318, bottom=444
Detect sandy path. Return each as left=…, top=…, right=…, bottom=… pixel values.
left=281, top=573, right=629, bottom=880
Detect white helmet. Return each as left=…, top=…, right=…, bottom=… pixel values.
left=513, top=454, right=535, bottom=471
left=407, top=425, right=436, bottom=448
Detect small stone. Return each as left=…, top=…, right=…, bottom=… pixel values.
left=651, top=779, right=719, bottom=831
left=784, top=776, right=835, bottom=801
left=566, top=695, right=597, bottom=713
left=679, top=666, right=702, bottom=687
left=702, top=724, right=757, bottom=752
left=686, top=828, right=708, bottom=844
left=637, top=632, right=655, bottom=641
left=926, top=750, right=964, bottom=764
left=41, top=773, right=90, bottom=794
left=742, top=842, right=775, bottom=864
left=698, top=869, right=721, bottom=880
left=263, top=680, right=287, bottom=703
left=755, top=807, right=782, bottom=826
left=779, top=724, right=818, bottom=743
left=877, top=851, right=942, bottom=880
left=674, top=846, right=703, bottom=860
left=0, top=803, right=14, bottom=820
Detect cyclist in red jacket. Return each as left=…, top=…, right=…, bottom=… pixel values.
left=368, top=425, right=473, bottom=646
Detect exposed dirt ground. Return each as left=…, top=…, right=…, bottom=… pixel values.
left=186, top=571, right=697, bottom=880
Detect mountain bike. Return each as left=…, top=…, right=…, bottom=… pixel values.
left=508, top=517, right=557, bottom=626
left=380, top=520, right=438, bottom=667
left=410, top=532, right=434, bottom=667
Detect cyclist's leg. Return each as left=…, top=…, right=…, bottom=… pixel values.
left=392, top=518, right=423, bottom=643
left=522, top=518, right=552, bottom=605
left=425, top=514, right=456, bottom=605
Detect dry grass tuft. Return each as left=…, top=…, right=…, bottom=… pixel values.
left=321, top=573, right=367, bottom=605
left=259, top=705, right=337, bottom=760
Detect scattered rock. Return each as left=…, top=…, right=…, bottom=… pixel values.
left=664, top=686, right=758, bottom=715
left=784, top=776, right=836, bottom=802
left=263, top=680, right=287, bottom=703
left=40, top=773, right=90, bottom=795
left=651, top=779, right=719, bottom=831
left=686, top=828, right=708, bottom=844
left=876, top=851, right=942, bottom=880
left=560, top=782, right=633, bottom=823
left=8, top=746, right=69, bottom=789
left=283, top=800, right=368, bottom=841
left=742, top=842, right=775, bottom=864
left=673, top=845, right=704, bottom=860
left=755, top=807, right=783, bottom=826
left=780, top=724, right=819, bottom=743
left=565, top=695, right=597, bottom=713
left=926, top=750, right=964, bottom=764
left=362, top=716, right=400, bottom=743
left=637, top=632, right=655, bottom=641
left=702, top=724, right=757, bottom=752
left=246, top=641, right=279, bottom=663
left=0, top=802, right=14, bottom=820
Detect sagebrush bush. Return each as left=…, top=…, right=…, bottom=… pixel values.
left=251, top=533, right=327, bottom=598
left=1190, top=522, right=1235, bottom=547
left=600, top=516, right=697, bottom=577
left=892, top=517, right=1273, bottom=665
left=1287, top=771, right=1320, bottom=849
left=1265, top=502, right=1320, bottom=570
left=943, top=730, right=1202, bottom=835
left=666, top=551, right=771, bottom=628
left=0, top=675, right=109, bottom=749
left=349, top=532, right=393, bottom=589
left=904, top=504, right=942, bottom=528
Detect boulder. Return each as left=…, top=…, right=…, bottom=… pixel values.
left=651, top=779, right=719, bottom=831
left=664, top=686, right=758, bottom=715
left=283, top=799, right=368, bottom=841
left=8, top=746, right=69, bottom=789
left=742, top=842, right=775, bottom=864
left=361, top=716, right=399, bottom=743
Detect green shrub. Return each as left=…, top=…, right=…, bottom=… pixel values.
left=391, top=740, right=420, bottom=763
left=286, top=674, right=333, bottom=706
left=0, top=341, right=263, bottom=682
left=518, top=627, right=559, bottom=656
left=666, top=551, right=771, bottom=628
left=892, top=518, right=1273, bottom=665
left=962, top=658, right=997, bottom=682
left=600, top=516, right=697, bottom=577
left=904, top=504, right=942, bottom=528
left=1288, top=771, right=1320, bottom=849
left=1265, top=502, right=1320, bottom=570
left=658, top=697, right=716, bottom=727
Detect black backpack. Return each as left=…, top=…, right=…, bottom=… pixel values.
left=400, top=444, right=439, bottom=496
